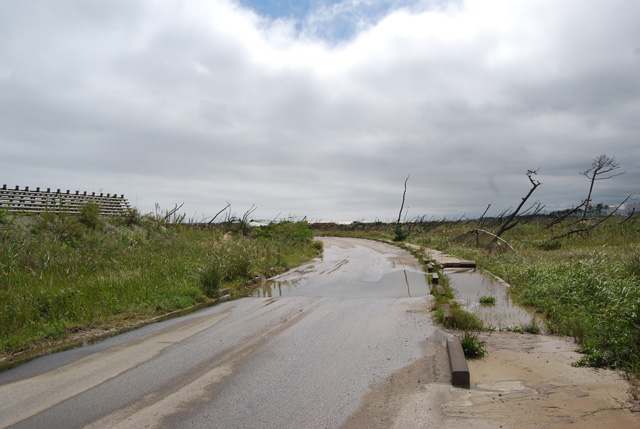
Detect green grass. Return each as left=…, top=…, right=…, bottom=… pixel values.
left=460, top=332, right=486, bottom=359
left=433, top=302, right=484, bottom=331
left=479, top=295, right=496, bottom=304
left=0, top=212, right=320, bottom=356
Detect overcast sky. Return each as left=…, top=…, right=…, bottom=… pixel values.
left=1, top=0, right=639, bottom=222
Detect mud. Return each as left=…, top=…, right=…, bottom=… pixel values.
left=345, top=329, right=640, bottom=428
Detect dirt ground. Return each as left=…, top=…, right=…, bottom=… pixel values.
left=344, top=327, right=640, bottom=428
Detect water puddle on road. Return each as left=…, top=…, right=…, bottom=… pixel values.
left=445, top=269, right=542, bottom=331
left=252, top=270, right=430, bottom=298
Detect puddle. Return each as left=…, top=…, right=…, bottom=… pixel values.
left=252, top=270, right=429, bottom=298
left=252, top=238, right=430, bottom=299
left=445, top=268, right=542, bottom=331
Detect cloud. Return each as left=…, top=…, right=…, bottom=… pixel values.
left=1, top=0, right=639, bottom=221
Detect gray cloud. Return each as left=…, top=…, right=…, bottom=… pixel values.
left=1, top=0, right=639, bottom=221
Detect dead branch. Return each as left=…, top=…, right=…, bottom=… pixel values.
left=494, top=169, right=541, bottom=238
left=621, top=208, right=636, bottom=224
left=208, top=202, right=231, bottom=224
left=478, top=204, right=491, bottom=227
left=546, top=201, right=587, bottom=228
left=161, top=203, right=185, bottom=224
left=242, top=204, right=257, bottom=225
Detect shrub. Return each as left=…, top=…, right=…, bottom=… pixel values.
left=36, top=211, right=86, bottom=243
left=79, top=203, right=103, bottom=230
left=121, top=208, right=143, bottom=227
left=393, top=224, right=408, bottom=242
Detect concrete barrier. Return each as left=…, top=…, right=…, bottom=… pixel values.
left=440, top=304, right=454, bottom=323
left=446, top=338, right=470, bottom=388
left=442, top=260, right=476, bottom=268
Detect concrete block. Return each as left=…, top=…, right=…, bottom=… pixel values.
left=435, top=285, right=446, bottom=296
left=447, top=338, right=470, bottom=388
left=440, top=304, right=453, bottom=322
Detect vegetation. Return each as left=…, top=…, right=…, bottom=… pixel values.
left=479, top=295, right=496, bottom=305
left=433, top=301, right=484, bottom=331
left=314, top=215, right=639, bottom=375
left=460, top=331, right=486, bottom=359
left=0, top=209, right=320, bottom=358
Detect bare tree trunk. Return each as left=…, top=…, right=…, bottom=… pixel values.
left=393, top=175, right=410, bottom=241
left=397, top=175, right=409, bottom=225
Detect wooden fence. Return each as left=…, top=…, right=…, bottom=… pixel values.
left=0, top=185, right=131, bottom=215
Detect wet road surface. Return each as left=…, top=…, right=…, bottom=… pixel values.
left=0, top=237, right=447, bottom=428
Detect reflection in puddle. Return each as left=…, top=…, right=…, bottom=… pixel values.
left=445, top=269, right=542, bottom=331
left=252, top=270, right=429, bottom=298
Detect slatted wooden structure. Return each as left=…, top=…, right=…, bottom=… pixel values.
left=0, top=185, right=131, bottom=215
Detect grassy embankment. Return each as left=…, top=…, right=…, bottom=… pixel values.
left=316, top=218, right=640, bottom=375
left=0, top=207, right=321, bottom=359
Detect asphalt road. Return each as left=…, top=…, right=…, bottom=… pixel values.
left=0, top=237, right=448, bottom=428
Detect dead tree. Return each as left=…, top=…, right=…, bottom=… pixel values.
left=581, top=154, right=624, bottom=218
left=494, top=169, right=542, bottom=239
left=396, top=175, right=409, bottom=224
left=393, top=175, right=409, bottom=241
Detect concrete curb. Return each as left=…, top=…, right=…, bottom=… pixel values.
left=446, top=338, right=470, bottom=388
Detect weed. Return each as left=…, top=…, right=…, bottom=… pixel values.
left=433, top=306, right=445, bottom=324
left=479, top=295, right=496, bottom=304
left=460, top=332, right=486, bottom=359
left=521, top=320, right=541, bottom=334
left=441, top=303, right=484, bottom=330
left=199, top=263, right=222, bottom=298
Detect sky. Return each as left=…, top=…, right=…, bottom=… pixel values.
left=1, top=0, right=639, bottom=222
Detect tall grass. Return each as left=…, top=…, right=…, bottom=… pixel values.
left=0, top=211, right=320, bottom=356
